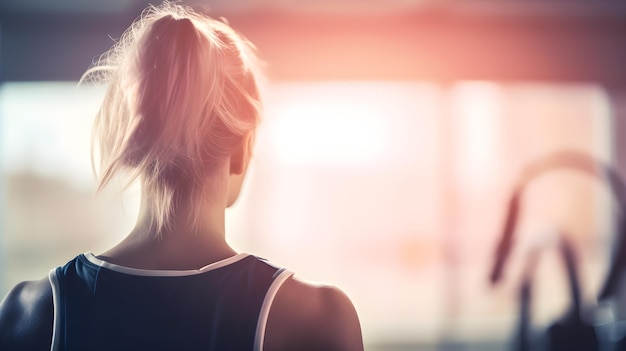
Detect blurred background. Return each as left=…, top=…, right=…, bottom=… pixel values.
left=2, top=0, right=626, bottom=350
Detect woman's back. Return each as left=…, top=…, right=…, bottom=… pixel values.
left=50, top=253, right=290, bottom=350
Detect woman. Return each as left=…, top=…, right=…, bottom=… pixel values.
left=0, top=3, right=363, bottom=350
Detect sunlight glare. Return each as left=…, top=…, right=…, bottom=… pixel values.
left=267, top=83, right=391, bottom=165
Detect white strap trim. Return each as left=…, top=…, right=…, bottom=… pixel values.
left=82, top=252, right=250, bottom=277
left=48, top=269, right=62, bottom=351
left=254, top=269, right=294, bottom=351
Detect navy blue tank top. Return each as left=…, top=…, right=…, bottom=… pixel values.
left=48, top=253, right=293, bottom=351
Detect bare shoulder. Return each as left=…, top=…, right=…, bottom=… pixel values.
left=264, top=275, right=364, bottom=351
left=0, top=276, right=54, bottom=350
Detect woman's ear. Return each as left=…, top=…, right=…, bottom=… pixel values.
left=226, top=132, right=254, bottom=207
left=229, top=132, right=253, bottom=176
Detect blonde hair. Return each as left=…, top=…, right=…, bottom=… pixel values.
left=82, top=2, right=263, bottom=235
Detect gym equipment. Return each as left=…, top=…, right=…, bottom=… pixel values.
left=515, top=235, right=598, bottom=351
left=489, top=150, right=626, bottom=351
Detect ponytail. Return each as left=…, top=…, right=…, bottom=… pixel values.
left=83, top=2, right=262, bottom=235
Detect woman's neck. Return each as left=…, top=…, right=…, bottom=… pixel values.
left=98, top=192, right=237, bottom=270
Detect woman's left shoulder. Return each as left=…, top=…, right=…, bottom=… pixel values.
left=264, top=275, right=364, bottom=351
left=0, top=275, right=54, bottom=350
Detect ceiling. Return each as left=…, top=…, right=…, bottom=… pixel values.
left=1, top=0, right=626, bottom=84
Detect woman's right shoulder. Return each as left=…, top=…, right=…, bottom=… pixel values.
left=0, top=276, right=53, bottom=350
left=264, top=275, right=364, bottom=351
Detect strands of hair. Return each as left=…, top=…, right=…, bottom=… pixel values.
left=81, top=1, right=263, bottom=236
